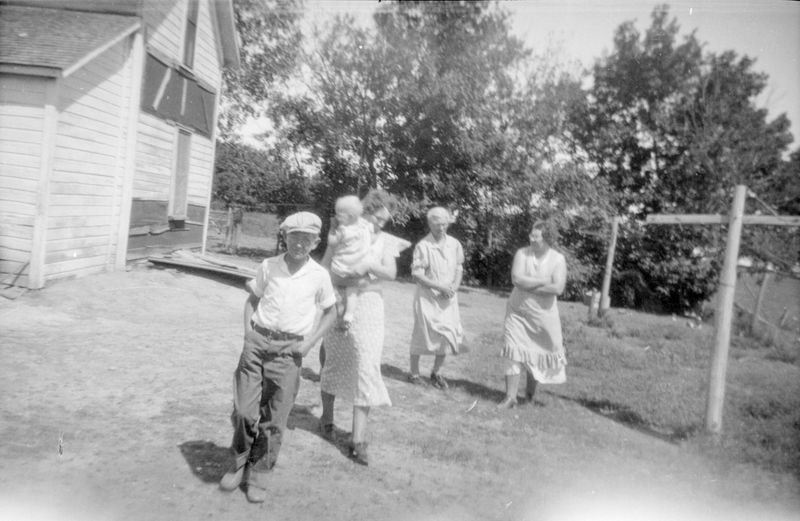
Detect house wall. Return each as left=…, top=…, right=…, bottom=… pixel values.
left=129, top=0, right=222, bottom=257
left=143, top=0, right=223, bottom=88
left=43, top=38, right=131, bottom=281
left=0, top=74, right=47, bottom=287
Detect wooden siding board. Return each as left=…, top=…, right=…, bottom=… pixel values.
left=44, top=255, right=107, bottom=276
left=0, top=187, right=37, bottom=205
left=0, top=223, right=34, bottom=240
left=48, top=205, right=114, bottom=217
left=48, top=215, right=116, bottom=229
left=49, top=194, right=115, bottom=206
left=48, top=235, right=110, bottom=253
left=0, top=113, right=44, bottom=131
left=44, top=226, right=112, bottom=241
left=0, top=235, right=33, bottom=251
left=59, top=116, right=120, bottom=140
left=2, top=200, right=36, bottom=215
left=0, top=223, right=34, bottom=245
left=0, top=152, right=42, bottom=170
left=48, top=182, right=115, bottom=196
left=0, top=127, right=49, bottom=144
left=0, top=259, right=29, bottom=272
left=52, top=154, right=121, bottom=172
left=0, top=247, right=31, bottom=263
left=0, top=171, right=36, bottom=187
left=60, top=83, right=123, bottom=114
left=0, top=224, right=33, bottom=240
left=145, top=0, right=183, bottom=59
left=193, top=0, right=222, bottom=86
left=0, top=213, right=35, bottom=227
left=55, top=135, right=119, bottom=158
left=0, top=141, right=42, bottom=157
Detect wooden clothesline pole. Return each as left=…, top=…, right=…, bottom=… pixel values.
left=645, top=184, right=799, bottom=434
left=704, top=185, right=746, bottom=433
left=599, top=216, right=619, bottom=317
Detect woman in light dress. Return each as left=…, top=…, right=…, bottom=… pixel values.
left=499, top=220, right=567, bottom=408
left=408, top=207, right=465, bottom=390
left=319, top=189, right=409, bottom=465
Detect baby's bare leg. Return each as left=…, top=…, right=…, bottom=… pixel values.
left=343, top=285, right=359, bottom=325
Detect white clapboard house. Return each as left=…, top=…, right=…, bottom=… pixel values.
left=0, top=0, right=239, bottom=289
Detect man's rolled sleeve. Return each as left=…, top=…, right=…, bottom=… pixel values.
left=248, top=261, right=268, bottom=298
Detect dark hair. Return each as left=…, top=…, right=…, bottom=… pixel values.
left=532, top=219, right=559, bottom=246
left=361, top=189, right=398, bottom=217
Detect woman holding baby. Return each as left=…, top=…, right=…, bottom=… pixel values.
left=318, top=189, right=408, bottom=466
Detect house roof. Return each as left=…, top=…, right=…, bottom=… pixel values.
left=0, top=5, right=140, bottom=77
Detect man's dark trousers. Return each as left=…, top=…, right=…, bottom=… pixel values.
left=230, top=331, right=301, bottom=485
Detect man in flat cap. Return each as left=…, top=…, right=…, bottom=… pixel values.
left=220, top=211, right=337, bottom=503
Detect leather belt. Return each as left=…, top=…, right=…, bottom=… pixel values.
left=251, top=322, right=303, bottom=342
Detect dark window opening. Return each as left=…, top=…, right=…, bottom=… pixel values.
left=183, top=0, right=199, bottom=68
left=141, top=53, right=215, bottom=137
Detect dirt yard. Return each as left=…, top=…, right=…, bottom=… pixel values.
left=1, top=262, right=798, bottom=521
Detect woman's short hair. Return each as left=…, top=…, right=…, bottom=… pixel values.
left=531, top=219, right=559, bottom=246
left=361, top=189, right=398, bottom=217
left=426, top=206, right=451, bottom=222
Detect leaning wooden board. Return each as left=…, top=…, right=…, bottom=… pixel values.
left=148, top=255, right=256, bottom=281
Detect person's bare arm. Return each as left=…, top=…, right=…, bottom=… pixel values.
left=243, top=291, right=259, bottom=332
left=412, top=269, right=453, bottom=297
left=511, top=250, right=566, bottom=296
left=533, top=256, right=566, bottom=296
left=452, top=264, right=463, bottom=292
left=320, top=243, right=334, bottom=270
left=368, top=246, right=397, bottom=281
left=511, top=249, right=549, bottom=290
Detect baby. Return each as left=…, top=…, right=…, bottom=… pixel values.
left=327, top=195, right=375, bottom=328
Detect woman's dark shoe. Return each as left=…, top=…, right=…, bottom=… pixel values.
left=497, top=396, right=518, bottom=409
left=349, top=442, right=369, bottom=466
left=319, top=422, right=335, bottom=441
left=525, top=374, right=538, bottom=402
left=430, top=372, right=449, bottom=390
left=407, top=374, right=423, bottom=385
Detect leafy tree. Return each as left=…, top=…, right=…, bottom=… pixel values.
left=213, top=141, right=311, bottom=218
left=568, top=5, right=795, bottom=311
left=218, top=0, right=303, bottom=141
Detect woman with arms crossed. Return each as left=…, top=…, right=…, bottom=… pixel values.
left=499, top=219, right=567, bottom=408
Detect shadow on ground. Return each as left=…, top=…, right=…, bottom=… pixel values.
left=288, top=404, right=352, bottom=460
left=178, top=440, right=231, bottom=483
left=549, top=392, right=695, bottom=444
left=381, top=363, right=507, bottom=403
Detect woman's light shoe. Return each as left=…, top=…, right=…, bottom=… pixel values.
left=497, top=396, right=518, bottom=409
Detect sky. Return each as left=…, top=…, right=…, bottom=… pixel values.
left=301, top=0, right=800, bottom=146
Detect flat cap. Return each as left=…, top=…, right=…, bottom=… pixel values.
left=280, top=211, right=322, bottom=234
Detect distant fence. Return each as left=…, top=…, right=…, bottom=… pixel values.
left=207, top=209, right=282, bottom=255
left=734, top=269, right=799, bottom=348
